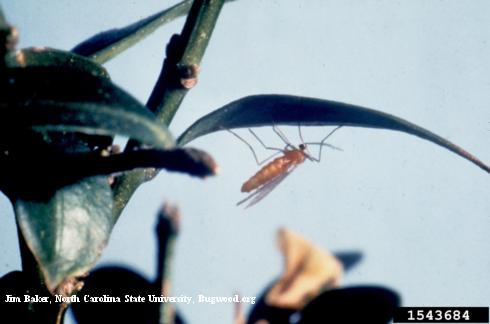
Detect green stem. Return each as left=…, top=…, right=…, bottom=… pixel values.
left=155, top=204, right=180, bottom=324
left=111, top=0, right=225, bottom=220
left=149, top=0, right=226, bottom=124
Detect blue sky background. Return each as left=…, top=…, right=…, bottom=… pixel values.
left=1, top=1, right=489, bottom=323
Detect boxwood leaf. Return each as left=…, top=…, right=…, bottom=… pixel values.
left=299, top=286, right=400, bottom=323
left=248, top=285, right=399, bottom=324
left=14, top=176, right=113, bottom=292
left=335, top=251, right=362, bottom=272
left=71, top=266, right=186, bottom=324
left=177, top=94, right=490, bottom=173
left=5, top=47, right=109, bottom=78
left=0, top=147, right=217, bottom=198
left=1, top=66, right=174, bottom=149
left=0, top=271, right=33, bottom=321
left=3, top=48, right=113, bottom=152
left=71, top=0, right=193, bottom=64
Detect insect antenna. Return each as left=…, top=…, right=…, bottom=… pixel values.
left=305, top=142, right=343, bottom=151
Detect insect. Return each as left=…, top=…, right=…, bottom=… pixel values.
left=229, top=125, right=342, bottom=208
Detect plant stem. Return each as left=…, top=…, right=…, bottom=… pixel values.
left=111, top=0, right=225, bottom=220
left=155, top=204, right=180, bottom=324
left=148, top=0, right=226, bottom=124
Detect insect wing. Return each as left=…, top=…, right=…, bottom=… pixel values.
left=236, top=172, right=288, bottom=208
left=237, top=165, right=297, bottom=208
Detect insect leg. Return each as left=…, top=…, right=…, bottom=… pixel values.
left=248, top=129, right=283, bottom=152
left=317, top=125, right=342, bottom=161
left=305, top=126, right=343, bottom=162
left=228, top=129, right=281, bottom=165
left=272, top=125, right=295, bottom=149
left=227, top=129, right=262, bottom=165
left=298, top=123, right=306, bottom=145
left=248, top=128, right=284, bottom=164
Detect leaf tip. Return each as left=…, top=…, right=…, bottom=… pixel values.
left=174, top=147, right=219, bottom=178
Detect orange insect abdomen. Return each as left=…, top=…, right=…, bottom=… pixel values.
left=241, top=150, right=306, bottom=193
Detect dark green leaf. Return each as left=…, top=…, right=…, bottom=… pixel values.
left=71, top=0, right=237, bottom=64
left=0, top=271, right=61, bottom=322
left=71, top=0, right=193, bottom=64
left=14, top=177, right=114, bottom=291
left=299, top=286, right=400, bottom=323
left=0, top=147, right=216, bottom=200
left=177, top=94, right=490, bottom=174
left=3, top=48, right=112, bottom=152
left=334, top=251, right=362, bottom=272
left=71, top=266, right=186, bottom=324
left=248, top=285, right=399, bottom=324
left=0, top=271, right=33, bottom=321
left=0, top=67, right=174, bottom=150
left=65, top=147, right=218, bottom=179
left=5, top=48, right=109, bottom=78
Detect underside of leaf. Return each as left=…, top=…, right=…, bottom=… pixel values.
left=14, top=177, right=114, bottom=292
left=177, top=94, right=490, bottom=174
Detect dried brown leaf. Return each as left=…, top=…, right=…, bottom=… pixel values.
left=265, top=228, right=343, bottom=310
